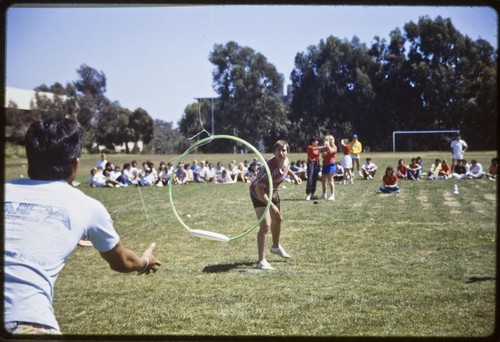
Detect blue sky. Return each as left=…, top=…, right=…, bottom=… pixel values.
left=5, top=5, right=498, bottom=127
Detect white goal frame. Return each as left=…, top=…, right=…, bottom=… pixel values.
left=392, top=130, right=460, bottom=152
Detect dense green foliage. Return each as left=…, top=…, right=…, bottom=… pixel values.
left=179, top=16, right=496, bottom=152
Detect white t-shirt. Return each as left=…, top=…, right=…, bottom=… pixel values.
left=450, top=139, right=468, bottom=158
left=96, top=159, right=107, bottom=170
left=4, top=179, right=120, bottom=330
left=363, top=161, right=377, bottom=172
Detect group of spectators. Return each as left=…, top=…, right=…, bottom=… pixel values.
left=393, top=156, right=497, bottom=181
left=89, top=144, right=497, bottom=190
left=88, top=152, right=280, bottom=188
left=378, top=155, right=497, bottom=194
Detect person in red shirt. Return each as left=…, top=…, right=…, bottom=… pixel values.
left=340, top=138, right=353, bottom=185
left=320, top=135, right=338, bottom=201
left=380, top=166, right=400, bottom=193
left=487, top=157, right=497, bottom=181
left=396, top=159, right=408, bottom=179
left=305, top=137, right=325, bottom=200
left=250, top=140, right=302, bottom=270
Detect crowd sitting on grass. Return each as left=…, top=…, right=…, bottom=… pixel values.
left=88, top=152, right=310, bottom=188
left=88, top=152, right=497, bottom=189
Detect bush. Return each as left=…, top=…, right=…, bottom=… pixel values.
left=4, top=142, right=26, bottom=158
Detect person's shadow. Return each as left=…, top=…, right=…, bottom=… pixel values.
left=202, top=262, right=257, bottom=273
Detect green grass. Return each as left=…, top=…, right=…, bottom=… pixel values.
left=4, top=151, right=497, bottom=338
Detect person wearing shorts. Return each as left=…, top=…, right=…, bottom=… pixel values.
left=320, top=135, right=338, bottom=201
left=250, top=140, right=302, bottom=270
left=341, top=138, right=353, bottom=185
left=450, top=133, right=468, bottom=170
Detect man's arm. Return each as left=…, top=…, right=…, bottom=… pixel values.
left=100, top=241, right=161, bottom=275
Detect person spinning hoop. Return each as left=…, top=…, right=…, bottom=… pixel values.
left=250, top=140, right=302, bottom=270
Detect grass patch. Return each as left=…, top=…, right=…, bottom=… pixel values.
left=4, top=151, right=497, bottom=338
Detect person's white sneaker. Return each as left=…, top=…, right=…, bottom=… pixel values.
left=328, top=194, right=336, bottom=201
left=320, top=193, right=327, bottom=199
left=358, top=170, right=363, bottom=177
left=270, top=245, right=291, bottom=258
left=256, top=259, right=274, bottom=270
left=305, top=194, right=311, bottom=201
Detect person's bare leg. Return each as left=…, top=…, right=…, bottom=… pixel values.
left=270, top=204, right=282, bottom=248
left=255, top=207, right=270, bottom=261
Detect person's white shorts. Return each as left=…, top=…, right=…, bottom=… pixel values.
left=342, top=155, right=353, bottom=169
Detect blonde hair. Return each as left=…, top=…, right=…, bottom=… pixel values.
left=325, top=135, right=335, bottom=145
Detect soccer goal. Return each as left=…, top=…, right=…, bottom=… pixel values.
left=392, top=130, right=460, bottom=152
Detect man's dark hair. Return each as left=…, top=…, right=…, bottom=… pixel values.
left=25, top=118, right=84, bottom=180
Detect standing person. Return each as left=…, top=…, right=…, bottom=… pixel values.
left=380, top=166, right=400, bottom=193
left=4, top=119, right=161, bottom=335
left=250, top=140, right=302, bottom=270
left=350, top=134, right=363, bottom=177
left=340, top=138, right=354, bottom=185
left=305, top=137, right=324, bottom=200
left=320, top=135, right=338, bottom=201
left=450, top=133, right=468, bottom=170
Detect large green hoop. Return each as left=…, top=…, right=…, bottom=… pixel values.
left=168, top=135, right=273, bottom=242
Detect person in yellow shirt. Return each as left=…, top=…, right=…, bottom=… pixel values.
left=350, top=134, right=363, bottom=177
left=428, top=159, right=442, bottom=180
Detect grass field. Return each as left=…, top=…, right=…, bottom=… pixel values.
left=3, top=150, right=498, bottom=338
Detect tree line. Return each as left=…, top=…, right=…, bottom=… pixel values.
left=6, top=16, right=496, bottom=154
left=180, top=16, right=496, bottom=152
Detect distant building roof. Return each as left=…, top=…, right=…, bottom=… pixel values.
left=5, top=86, right=65, bottom=111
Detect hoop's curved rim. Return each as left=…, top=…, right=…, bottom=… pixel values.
left=168, top=134, right=273, bottom=242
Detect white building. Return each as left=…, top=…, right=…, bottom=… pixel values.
left=4, top=87, right=142, bottom=152
left=5, top=86, right=66, bottom=110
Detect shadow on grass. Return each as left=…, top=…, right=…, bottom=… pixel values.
left=202, top=262, right=256, bottom=273
left=465, top=276, right=496, bottom=283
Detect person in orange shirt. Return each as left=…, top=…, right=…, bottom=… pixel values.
left=320, top=135, right=338, bottom=201
left=437, top=159, right=451, bottom=179
left=380, top=166, right=400, bottom=193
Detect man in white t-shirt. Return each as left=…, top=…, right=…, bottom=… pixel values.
left=95, top=152, right=107, bottom=170
left=450, top=134, right=468, bottom=170
left=361, top=157, right=378, bottom=179
left=465, top=159, right=484, bottom=179
left=4, top=119, right=162, bottom=335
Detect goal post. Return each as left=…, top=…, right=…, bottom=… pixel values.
left=392, top=130, right=460, bottom=152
